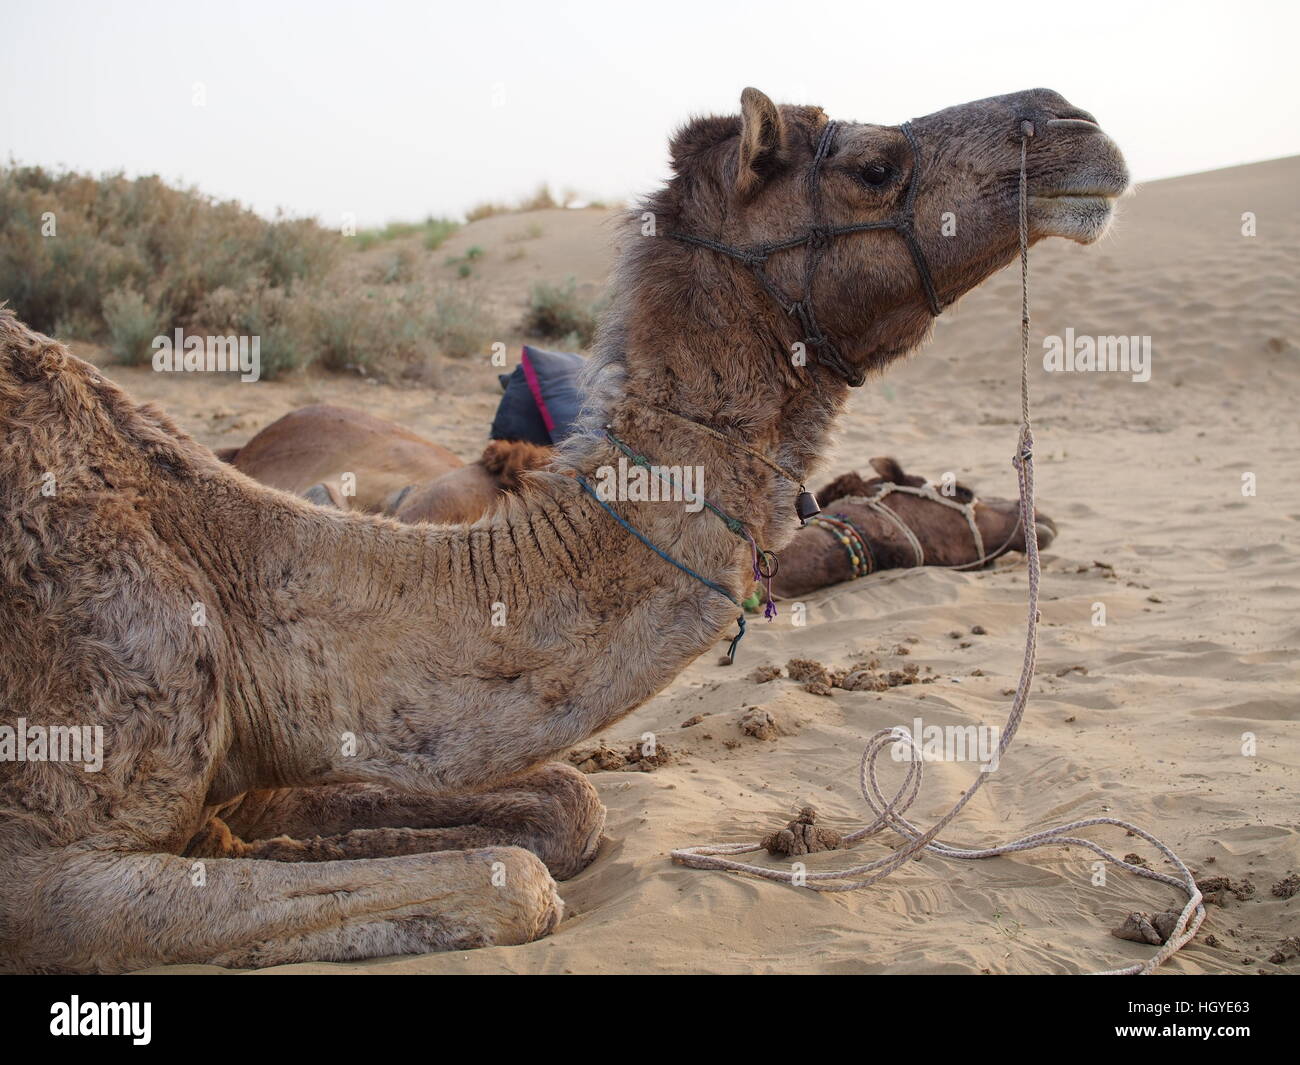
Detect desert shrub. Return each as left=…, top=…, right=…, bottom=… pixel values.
left=366, top=246, right=418, bottom=285
left=0, top=164, right=339, bottom=338
left=303, top=290, right=392, bottom=374
left=352, top=216, right=460, bottom=252
left=0, top=163, right=498, bottom=382
left=524, top=277, right=602, bottom=347
left=444, top=245, right=485, bottom=280
left=517, top=183, right=557, bottom=212
left=466, top=185, right=556, bottom=222
left=429, top=285, right=494, bottom=360
left=465, top=200, right=509, bottom=222
left=102, top=287, right=164, bottom=365
left=421, top=217, right=459, bottom=250
left=197, top=284, right=307, bottom=380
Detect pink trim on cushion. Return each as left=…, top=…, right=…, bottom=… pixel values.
left=520, top=346, right=556, bottom=434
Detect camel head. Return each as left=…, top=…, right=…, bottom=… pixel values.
left=656, top=86, right=1129, bottom=385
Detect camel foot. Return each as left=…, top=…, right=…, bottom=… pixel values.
left=10, top=845, right=561, bottom=973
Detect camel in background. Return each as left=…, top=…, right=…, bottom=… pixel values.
left=769, top=457, right=1058, bottom=599
left=0, top=86, right=1128, bottom=971
left=220, top=408, right=552, bottom=523
left=228, top=424, right=1052, bottom=580
left=220, top=404, right=463, bottom=513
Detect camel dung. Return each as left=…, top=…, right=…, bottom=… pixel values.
left=1111, top=910, right=1182, bottom=945
left=761, top=806, right=843, bottom=856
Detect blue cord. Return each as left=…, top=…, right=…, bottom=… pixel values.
left=576, top=475, right=747, bottom=660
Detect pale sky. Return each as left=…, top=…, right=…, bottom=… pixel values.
left=3, top=0, right=1297, bottom=228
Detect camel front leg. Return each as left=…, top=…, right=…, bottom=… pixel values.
left=10, top=844, right=562, bottom=974
left=211, top=762, right=605, bottom=880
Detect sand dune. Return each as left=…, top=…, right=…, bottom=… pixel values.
left=116, top=157, right=1298, bottom=975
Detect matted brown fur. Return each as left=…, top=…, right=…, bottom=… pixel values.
left=0, top=86, right=1126, bottom=971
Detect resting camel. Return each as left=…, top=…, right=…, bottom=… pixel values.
left=768, top=457, right=1059, bottom=599
left=0, top=87, right=1128, bottom=971
left=220, top=404, right=464, bottom=513
left=222, top=408, right=552, bottom=523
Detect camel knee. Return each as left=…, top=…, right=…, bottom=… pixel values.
left=507, top=763, right=606, bottom=880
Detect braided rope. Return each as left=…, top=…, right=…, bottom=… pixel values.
left=671, top=125, right=1205, bottom=975
left=647, top=406, right=803, bottom=487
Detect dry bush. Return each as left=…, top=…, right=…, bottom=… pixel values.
left=0, top=164, right=339, bottom=341
left=524, top=277, right=602, bottom=347
left=1, top=164, right=496, bottom=382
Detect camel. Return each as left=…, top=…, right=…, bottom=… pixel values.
left=220, top=404, right=464, bottom=513
left=0, top=87, right=1128, bottom=972
left=221, top=408, right=552, bottom=523
left=767, top=457, right=1058, bottom=600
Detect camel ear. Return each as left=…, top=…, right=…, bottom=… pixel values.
left=869, top=457, right=907, bottom=483
left=737, top=87, right=787, bottom=197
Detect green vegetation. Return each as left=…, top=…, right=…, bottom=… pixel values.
left=524, top=276, right=603, bottom=348
left=101, top=286, right=163, bottom=365
left=352, top=215, right=460, bottom=252
left=0, top=164, right=338, bottom=350
left=0, top=165, right=496, bottom=380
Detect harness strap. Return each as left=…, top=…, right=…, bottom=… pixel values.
left=833, top=482, right=993, bottom=570
left=575, top=475, right=738, bottom=607
left=667, top=118, right=943, bottom=387
left=575, top=474, right=748, bottom=661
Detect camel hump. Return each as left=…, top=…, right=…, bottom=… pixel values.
left=480, top=439, right=553, bottom=489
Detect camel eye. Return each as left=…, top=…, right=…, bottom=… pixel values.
left=859, top=161, right=894, bottom=188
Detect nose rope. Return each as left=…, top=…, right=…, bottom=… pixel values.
left=671, top=123, right=1206, bottom=976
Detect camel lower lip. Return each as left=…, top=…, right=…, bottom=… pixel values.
left=1033, top=192, right=1119, bottom=203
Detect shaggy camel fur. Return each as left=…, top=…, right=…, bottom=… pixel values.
left=0, top=87, right=1127, bottom=972
left=770, top=457, right=1058, bottom=599
left=222, top=404, right=463, bottom=513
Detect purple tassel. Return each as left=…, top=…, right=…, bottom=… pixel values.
left=746, top=533, right=778, bottom=621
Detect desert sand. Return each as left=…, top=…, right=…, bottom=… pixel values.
left=106, top=156, right=1298, bottom=975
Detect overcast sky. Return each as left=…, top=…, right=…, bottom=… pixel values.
left=3, top=0, right=1297, bottom=228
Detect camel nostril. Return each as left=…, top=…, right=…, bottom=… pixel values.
left=1034, top=519, right=1057, bottom=549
